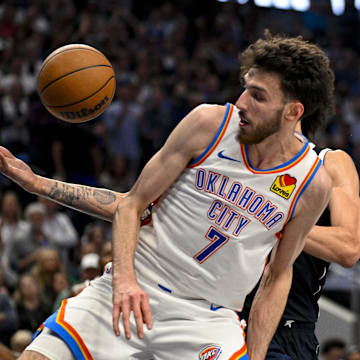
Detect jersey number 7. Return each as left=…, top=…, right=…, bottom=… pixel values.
left=193, top=226, right=230, bottom=263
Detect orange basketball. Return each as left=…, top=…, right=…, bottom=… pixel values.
left=37, top=44, right=116, bottom=123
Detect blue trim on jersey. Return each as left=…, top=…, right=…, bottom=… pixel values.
left=43, top=310, right=86, bottom=360
left=32, top=327, right=42, bottom=341
left=189, top=103, right=231, bottom=166
left=243, top=139, right=309, bottom=172
left=288, top=158, right=322, bottom=220
left=158, top=283, right=172, bottom=293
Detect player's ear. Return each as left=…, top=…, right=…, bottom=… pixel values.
left=284, top=101, right=304, bottom=123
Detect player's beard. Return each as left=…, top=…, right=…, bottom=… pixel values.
left=236, top=108, right=283, bottom=145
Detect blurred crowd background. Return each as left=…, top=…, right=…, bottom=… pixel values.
left=0, top=0, right=360, bottom=358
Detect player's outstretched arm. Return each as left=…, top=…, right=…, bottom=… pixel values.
left=304, top=150, right=360, bottom=267
left=0, top=146, right=125, bottom=221
left=110, top=104, right=225, bottom=340
left=246, top=165, right=332, bottom=360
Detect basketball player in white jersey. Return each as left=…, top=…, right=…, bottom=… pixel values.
left=0, top=32, right=334, bottom=360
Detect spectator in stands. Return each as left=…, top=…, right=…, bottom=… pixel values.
left=0, top=268, right=10, bottom=296
left=140, top=83, right=174, bottom=163
left=100, top=241, right=112, bottom=271
left=79, top=241, right=97, bottom=257
left=13, top=273, right=51, bottom=333
left=81, top=221, right=108, bottom=255
left=0, top=290, right=17, bottom=346
left=0, top=78, right=29, bottom=157
left=51, top=271, right=71, bottom=312
left=321, top=338, right=346, bottom=360
left=25, top=92, right=60, bottom=176
left=0, top=191, right=26, bottom=249
left=79, top=252, right=101, bottom=282
left=10, top=329, right=32, bottom=358
left=100, top=154, right=134, bottom=193
left=4, top=202, right=49, bottom=279
left=0, top=191, right=27, bottom=288
left=102, top=80, right=143, bottom=178
left=38, top=197, right=78, bottom=265
left=71, top=253, right=101, bottom=296
left=52, top=123, right=103, bottom=187
left=346, top=346, right=360, bottom=360
left=31, top=248, right=65, bottom=309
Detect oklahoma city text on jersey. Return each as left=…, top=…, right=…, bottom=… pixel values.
left=195, top=168, right=286, bottom=236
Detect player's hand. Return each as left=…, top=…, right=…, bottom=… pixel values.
left=112, top=278, right=152, bottom=340
left=0, top=146, right=38, bottom=193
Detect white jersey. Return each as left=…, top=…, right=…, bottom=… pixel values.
left=135, top=103, right=322, bottom=311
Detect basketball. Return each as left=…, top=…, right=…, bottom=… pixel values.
left=37, top=44, right=116, bottom=123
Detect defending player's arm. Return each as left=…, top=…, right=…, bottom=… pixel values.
left=246, top=165, right=332, bottom=360
left=0, top=146, right=125, bottom=221
left=111, top=105, right=225, bottom=339
left=304, top=150, right=360, bottom=267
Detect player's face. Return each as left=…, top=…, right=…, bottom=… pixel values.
left=235, top=68, right=286, bottom=145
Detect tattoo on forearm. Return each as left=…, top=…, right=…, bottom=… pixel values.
left=93, top=189, right=116, bottom=205
left=48, top=182, right=93, bottom=205
left=48, top=182, right=117, bottom=208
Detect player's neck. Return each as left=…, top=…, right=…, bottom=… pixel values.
left=246, top=132, right=305, bottom=170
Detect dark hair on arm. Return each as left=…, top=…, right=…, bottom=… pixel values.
left=239, top=30, right=336, bottom=137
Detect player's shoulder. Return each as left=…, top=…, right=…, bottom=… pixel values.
left=322, top=149, right=358, bottom=187
left=181, top=104, right=229, bottom=145
left=323, top=149, right=355, bottom=169
left=189, top=103, right=228, bottom=131
left=164, top=104, right=229, bottom=160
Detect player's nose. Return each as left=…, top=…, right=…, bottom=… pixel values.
left=235, top=91, right=248, bottom=112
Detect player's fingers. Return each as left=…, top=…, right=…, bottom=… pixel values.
left=131, top=295, right=144, bottom=339
left=0, top=146, right=12, bottom=157
left=0, top=153, right=8, bottom=172
left=121, top=298, right=132, bottom=339
left=112, top=302, right=121, bottom=336
left=141, top=294, right=152, bottom=330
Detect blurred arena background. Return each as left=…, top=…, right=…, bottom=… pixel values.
left=0, top=0, right=360, bottom=358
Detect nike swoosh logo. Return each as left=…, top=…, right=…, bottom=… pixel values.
left=210, top=304, right=224, bottom=311
left=217, top=150, right=241, bottom=163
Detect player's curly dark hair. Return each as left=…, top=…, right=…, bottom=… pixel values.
left=239, top=30, right=335, bottom=137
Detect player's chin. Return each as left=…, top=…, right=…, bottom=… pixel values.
left=236, top=131, right=259, bottom=145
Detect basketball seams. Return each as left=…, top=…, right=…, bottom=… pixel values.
left=40, top=47, right=107, bottom=74
left=45, top=76, right=115, bottom=108
left=39, top=64, right=114, bottom=94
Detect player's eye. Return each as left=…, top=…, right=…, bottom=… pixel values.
left=252, top=92, right=264, bottom=102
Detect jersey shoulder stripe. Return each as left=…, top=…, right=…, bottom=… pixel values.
left=188, top=103, right=234, bottom=168
left=286, top=156, right=322, bottom=222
